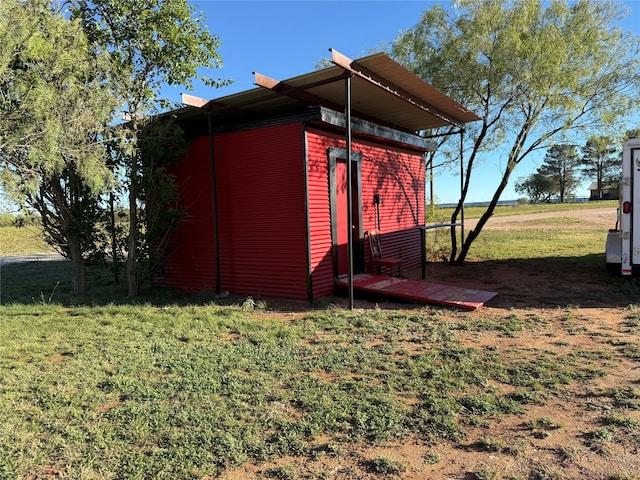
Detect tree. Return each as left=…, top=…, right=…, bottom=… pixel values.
left=624, top=128, right=640, bottom=141
left=393, top=0, right=640, bottom=264
left=0, top=0, right=116, bottom=295
left=580, top=135, right=620, bottom=200
left=71, top=0, right=228, bottom=296
left=515, top=173, right=557, bottom=204
left=538, top=144, right=580, bottom=203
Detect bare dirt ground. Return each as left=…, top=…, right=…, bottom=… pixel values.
left=223, top=207, right=640, bottom=480
left=464, top=207, right=618, bottom=231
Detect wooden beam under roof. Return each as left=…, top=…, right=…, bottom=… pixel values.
left=253, top=71, right=348, bottom=112
left=182, top=92, right=274, bottom=118
left=253, top=71, right=415, bottom=134
left=329, top=48, right=465, bottom=129
left=182, top=93, right=211, bottom=109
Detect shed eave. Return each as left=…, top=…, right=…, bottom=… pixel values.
left=317, top=107, right=436, bottom=152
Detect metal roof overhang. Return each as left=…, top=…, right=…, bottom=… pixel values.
left=183, top=49, right=479, bottom=135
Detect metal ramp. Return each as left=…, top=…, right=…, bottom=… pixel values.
left=336, top=273, right=498, bottom=310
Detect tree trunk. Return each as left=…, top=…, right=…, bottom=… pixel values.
left=127, top=181, right=138, bottom=297
left=109, top=192, right=120, bottom=285
left=453, top=161, right=516, bottom=265
left=127, top=157, right=138, bottom=297
left=69, top=235, right=86, bottom=296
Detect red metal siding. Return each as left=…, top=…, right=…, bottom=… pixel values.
left=160, top=122, right=423, bottom=302
left=360, top=139, right=425, bottom=270
left=306, top=128, right=425, bottom=298
left=157, top=136, right=217, bottom=291
left=215, top=123, right=308, bottom=300
left=306, top=132, right=335, bottom=298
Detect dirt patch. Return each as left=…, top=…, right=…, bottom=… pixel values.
left=465, top=207, right=618, bottom=231
left=224, top=208, right=640, bottom=480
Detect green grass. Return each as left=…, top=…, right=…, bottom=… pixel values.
left=0, top=303, right=411, bottom=475
left=0, top=287, right=615, bottom=477
left=433, top=200, right=617, bottom=221
left=423, top=201, right=615, bottom=262
left=469, top=228, right=605, bottom=260
left=424, top=227, right=606, bottom=263
left=0, top=201, right=629, bottom=478
left=0, top=262, right=612, bottom=478
left=0, top=225, right=54, bottom=256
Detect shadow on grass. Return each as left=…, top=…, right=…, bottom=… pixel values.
left=0, top=261, right=332, bottom=311
left=419, top=253, right=640, bottom=309
left=2, top=254, right=639, bottom=310
left=1, top=261, right=213, bottom=307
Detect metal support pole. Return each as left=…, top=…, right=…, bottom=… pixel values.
left=460, top=130, right=465, bottom=246
left=208, top=112, right=221, bottom=295
left=345, top=74, right=354, bottom=309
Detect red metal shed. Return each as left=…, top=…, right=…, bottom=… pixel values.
left=155, top=50, right=478, bottom=302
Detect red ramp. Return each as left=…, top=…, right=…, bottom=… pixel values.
left=336, top=273, right=498, bottom=310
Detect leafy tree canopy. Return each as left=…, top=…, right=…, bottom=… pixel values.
left=0, top=0, right=118, bottom=295
left=0, top=0, right=115, bottom=197
left=71, top=0, right=228, bottom=115
left=537, top=144, right=581, bottom=203
left=515, top=172, right=557, bottom=204
left=581, top=135, right=621, bottom=199
left=69, top=0, right=229, bottom=297
left=393, top=0, right=640, bottom=263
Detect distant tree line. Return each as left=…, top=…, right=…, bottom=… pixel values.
left=514, top=130, right=640, bottom=204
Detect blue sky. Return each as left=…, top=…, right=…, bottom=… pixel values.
left=168, top=0, right=640, bottom=204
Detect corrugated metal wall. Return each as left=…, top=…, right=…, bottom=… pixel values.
left=215, top=123, right=309, bottom=300
left=157, top=136, right=217, bottom=291
left=307, top=128, right=425, bottom=298
left=159, top=121, right=424, bottom=302
left=359, top=139, right=425, bottom=271
left=306, top=131, right=335, bottom=298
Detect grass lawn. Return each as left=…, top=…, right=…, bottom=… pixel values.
left=0, top=270, right=613, bottom=478
left=0, top=225, right=53, bottom=256
left=1, top=201, right=638, bottom=479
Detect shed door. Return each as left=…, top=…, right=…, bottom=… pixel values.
left=329, top=148, right=363, bottom=277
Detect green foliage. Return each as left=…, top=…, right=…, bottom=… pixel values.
left=362, top=457, right=406, bottom=476
left=515, top=172, right=557, bottom=204
left=529, top=416, right=563, bottom=431
left=0, top=0, right=118, bottom=295
left=537, top=144, right=581, bottom=203
left=602, top=413, right=639, bottom=429
left=72, top=0, right=228, bottom=111
left=0, top=0, right=115, bottom=195
left=70, top=0, right=228, bottom=296
left=475, top=435, right=507, bottom=453
left=393, top=0, right=640, bottom=264
left=581, top=135, right=621, bottom=200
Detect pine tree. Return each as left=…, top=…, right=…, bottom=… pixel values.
left=538, top=144, right=581, bottom=203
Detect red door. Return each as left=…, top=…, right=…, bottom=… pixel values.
left=335, top=158, right=362, bottom=276
left=336, top=159, right=349, bottom=276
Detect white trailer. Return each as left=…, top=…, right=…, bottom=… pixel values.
left=606, top=138, right=640, bottom=275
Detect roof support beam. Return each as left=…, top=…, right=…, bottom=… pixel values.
left=253, top=71, right=350, bottom=113
left=254, top=70, right=414, bottom=134
left=182, top=93, right=252, bottom=117
left=182, top=93, right=211, bottom=109
left=329, top=48, right=465, bottom=129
